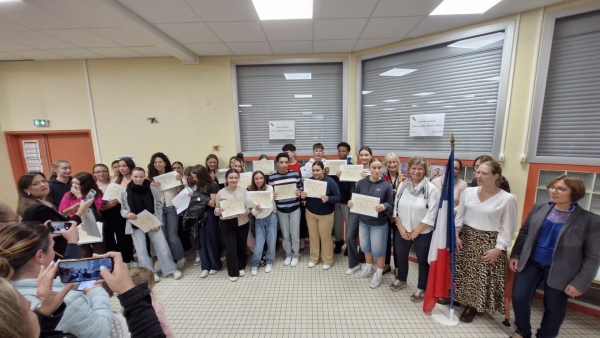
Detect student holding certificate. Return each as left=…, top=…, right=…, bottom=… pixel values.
left=301, top=161, right=341, bottom=270
left=248, top=171, right=277, bottom=276
left=332, top=142, right=354, bottom=254
left=347, top=158, right=393, bottom=289
left=358, top=146, right=373, bottom=178
left=205, top=154, right=220, bottom=185
left=215, top=168, right=249, bottom=282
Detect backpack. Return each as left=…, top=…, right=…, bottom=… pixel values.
left=181, top=190, right=210, bottom=240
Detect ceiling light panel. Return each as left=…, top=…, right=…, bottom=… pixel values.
left=379, top=68, right=418, bottom=77
left=253, top=0, right=313, bottom=20
left=430, top=0, right=503, bottom=15
left=448, top=32, right=505, bottom=49
left=285, top=73, right=311, bottom=80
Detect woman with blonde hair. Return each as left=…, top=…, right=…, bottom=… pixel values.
left=382, top=152, right=404, bottom=277
left=48, top=159, right=72, bottom=208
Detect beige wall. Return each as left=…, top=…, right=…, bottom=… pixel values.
left=0, top=0, right=594, bottom=217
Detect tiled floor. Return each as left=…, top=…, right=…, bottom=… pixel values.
left=113, top=246, right=600, bottom=338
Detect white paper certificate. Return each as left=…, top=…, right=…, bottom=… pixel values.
left=339, top=165, right=364, bottom=182
left=304, top=179, right=327, bottom=198
left=220, top=198, right=246, bottom=218
left=253, top=160, right=275, bottom=173
left=238, top=172, right=253, bottom=189
left=153, top=171, right=182, bottom=191
left=324, top=160, right=346, bottom=175
left=216, top=169, right=228, bottom=184
left=102, top=183, right=125, bottom=202
left=130, top=210, right=162, bottom=233
left=274, top=183, right=297, bottom=200
left=350, top=193, right=380, bottom=218
left=172, top=188, right=192, bottom=215
left=246, top=191, right=273, bottom=208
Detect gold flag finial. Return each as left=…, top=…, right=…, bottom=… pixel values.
left=450, top=133, right=455, bottom=151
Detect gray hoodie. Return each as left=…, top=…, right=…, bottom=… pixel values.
left=353, top=176, right=393, bottom=226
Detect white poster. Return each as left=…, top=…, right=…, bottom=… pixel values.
left=269, top=120, right=295, bottom=140
left=410, top=113, right=445, bottom=137
left=22, top=140, right=42, bottom=164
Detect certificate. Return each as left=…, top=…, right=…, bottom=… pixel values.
left=339, top=165, right=364, bottom=182
left=102, top=183, right=124, bottom=202
left=78, top=222, right=103, bottom=244
left=274, top=183, right=297, bottom=200
left=220, top=198, right=245, bottom=218
left=153, top=171, right=182, bottom=191
left=172, top=188, right=192, bottom=215
left=216, top=168, right=228, bottom=184
left=350, top=193, right=380, bottom=218
left=253, top=160, right=274, bottom=173
left=130, top=210, right=162, bottom=233
left=238, top=172, right=253, bottom=189
left=246, top=191, right=273, bottom=208
left=324, top=160, right=346, bottom=175
left=304, top=179, right=327, bottom=198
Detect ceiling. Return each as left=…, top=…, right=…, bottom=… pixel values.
left=0, top=0, right=570, bottom=62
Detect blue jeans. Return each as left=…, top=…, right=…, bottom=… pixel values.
left=199, top=212, right=222, bottom=271
left=358, top=221, right=388, bottom=258
left=252, top=212, right=278, bottom=266
left=162, top=206, right=185, bottom=261
left=512, top=260, right=569, bottom=338
left=276, top=208, right=300, bottom=258
left=131, top=227, right=177, bottom=276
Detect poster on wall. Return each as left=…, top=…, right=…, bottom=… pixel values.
left=430, top=165, right=447, bottom=179
left=22, top=140, right=43, bottom=172
left=269, top=121, right=295, bottom=140
left=410, top=113, right=445, bottom=137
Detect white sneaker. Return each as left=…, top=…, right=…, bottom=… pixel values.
left=355, top=265, right=373, bottom=279
left=194, top=253, right=201, bottom=266
left=154, top=260, right=161, bottom=273
left=154, top=274, right=160, bottom=283
left=290, top=258, right=299, bottom=267
left=173, top=270, right=182, bottom=280
left=127, top=261, right=139, bottom=269
left=308, top=262, right=316, bottom=268
left=229, top=276, right=237, bottom=282
left=265, top=264, right=272, bottom=273
left=200, top=270, right=209, bottom=278
left=209, top=269, right=218, bottom=275
left=239, top=269, right=245, bottom=277
left=283, top=257, right=292, bottom=266
left=369, top=273, right=382, bottom=289
left=345, top=264, right=362, bottom=275
left=323, top=265, right=331, bottom=270
left=176, top=257, right=187, bottom=269
left=251, top=267, right=258, bottom=276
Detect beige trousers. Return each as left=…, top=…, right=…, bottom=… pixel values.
left=306, top=209, right=334, bottom=266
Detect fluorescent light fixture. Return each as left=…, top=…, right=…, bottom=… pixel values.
left=427, top=101, right=445, bottom=104
left=462, top=94, right=475, bottom=98
left=253, top=0, right=313, bottom=20
left=379, top=68, right=418, bottom=77
left=363, top=105, right=376, bottom=107
left=448, top=32, right=505, bottom=49
left=484, top=76, right=500, bottom=82
left=383, top=99, right=400, bottom=103
left=285, top=73, right=311, bottom=80
left=430, top=0, right=503, bottom=15
left=302, top=112, right=313, bottom=115
left=362, top=91, right=372, bottom=94
left=412, top=92, right=435, bottom=96
left=294, top=94, right=312, bottom=98
left=383, top=108, right=395, bottom=111
left=487, top=100, right=498, bottom=103
left=239, top=104, right=253, bottom=107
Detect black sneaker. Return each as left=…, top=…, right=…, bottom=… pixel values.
left=334, top=241, right=343, bottom=254
left=259, top=255, right=267, bottom=267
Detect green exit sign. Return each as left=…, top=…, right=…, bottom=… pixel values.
left=34, top=119, right=49, bottom=127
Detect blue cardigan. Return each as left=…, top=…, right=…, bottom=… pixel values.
left=304, top=175, right=341, bottom=215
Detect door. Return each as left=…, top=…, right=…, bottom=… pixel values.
left=46, top=133, right=96, bottom=175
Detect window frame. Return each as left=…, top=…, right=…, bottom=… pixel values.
left=231, top=57, right=349, bottom=157
left=355, top=20, right=517, bottom=159
left=526, top=2, right=600, bottom=166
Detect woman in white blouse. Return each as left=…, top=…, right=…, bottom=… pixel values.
left=454, top=160, right=518, bottom=323
left=392, top=156, right=440, bottom=302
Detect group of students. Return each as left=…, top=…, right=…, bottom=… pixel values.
left=1, top=142, right=599, bottom=338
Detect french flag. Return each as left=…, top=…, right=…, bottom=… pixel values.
left=423, top=150, right=455, bottom=313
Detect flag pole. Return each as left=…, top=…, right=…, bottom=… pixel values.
left=449, top=133, right=456, bottom=322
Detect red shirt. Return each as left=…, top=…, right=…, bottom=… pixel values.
left=288, top=161, right=301, bottom=173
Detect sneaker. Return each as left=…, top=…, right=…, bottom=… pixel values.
left=239, top=269, right=245, bottom=277
left=251, top=267, right=258, bottom=276
left=154, top=260, right=161, bottom=273
left=355, top=265, right=373, bottom=279
left=265, top=264, right=272, bottom=273
left=209, top=269, right=218, bottom=275
left=259, top=255, right=267, bottom=267
left=323, top=265, right=331, bottom=270
left=390, top=280, right=407, bottom=292
left=334, top=241, right=343, bottom=254
left=410, top=289, right=425, bottom=303
left=154, top=274, right=160, bottom=283
left=283, top=256, right=292, bottom=266
left=229, top=276, right=238, bottom=282
left=345, top=264, right=362, bottom=275
left=308, top=262, right=316, bottom=268
left=176, top=257, right=187, bottom=269
left=127, top=261, right=139, bottom=269
left=173, top=270, right=183, bottom=280
left=194, top=253, right=201, bottom=266
left=369, top=273, right=383, bottom=289
left=290, top=258, right=299, bottom=267
left=200, top=270, right=209, bottom=278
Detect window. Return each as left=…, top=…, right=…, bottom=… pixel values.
left=358, top=26, right=513, bottom=159
left=235, top=62, right=344, bottom=156
left=528, top=6, right=600, bottom=165
left=536, top=170, right=600, bottom=214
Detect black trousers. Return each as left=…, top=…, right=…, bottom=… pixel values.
left=102, top=206, right=134, bottom=263
left=221, top=218, right=249, bottom=277
left=394, top=229, right=432, bottom=290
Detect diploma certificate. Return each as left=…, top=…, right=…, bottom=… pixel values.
left=216, top=169, right=228, bottom=184
left=220, top=198, right=246, bottom=218
left=130, top=210, right=162, bottom=233
left=350, top=193, right=380, bottom=218
left=172, top=188, right=192, bottom=215
left=102, top=183, right=125, bottom=202
left=252, top=160, right=275, bottom=173
left=324, top=160, right=346, bottom=175
left=153, top=171, right=182, bottom=191
left=238, top=172, right=253, bottom=189
left=304, top=179, right=327, bottom=198
left=246, top=191, right=273, bottom=208
left=339, top=165, right=364, bottom=182
left=274, top=183, right=297, bottom=200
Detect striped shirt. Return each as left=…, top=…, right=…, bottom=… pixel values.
left=268, top=170, right=303, bottom=213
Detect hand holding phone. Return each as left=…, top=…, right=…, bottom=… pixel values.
left=99, top=252, right=136, bottom=295
left=36, top=261, right=74, bottom=315
left=84, top=189, right=97, bottom=202
left=49, top=221, right=71, bottom=234
left=58, top=257, right=114, bottom=283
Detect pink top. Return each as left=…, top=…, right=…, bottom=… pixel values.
left=153, top=302, right=174, bottom=338
left=58, top=192, right=103, bottom=217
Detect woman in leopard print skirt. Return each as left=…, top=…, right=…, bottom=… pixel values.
left=454, top=160, right=518, bottom=322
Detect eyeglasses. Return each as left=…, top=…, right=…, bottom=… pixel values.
left=546, top=185, right=570, bottom=193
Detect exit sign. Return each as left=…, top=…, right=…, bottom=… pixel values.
left=34, top=119, right=49, bottom=127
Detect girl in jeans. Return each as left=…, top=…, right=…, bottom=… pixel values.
left=121, top=167, right=183, bottom=282
left=248, top=171, right=277, bottom=275
left=347, top=158, right=394, bottom=289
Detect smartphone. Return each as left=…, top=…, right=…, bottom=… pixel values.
left=58, top=257, right=114, bottom=283
left=84, top=189, right=97, bottom=202
left=77, top=280, right=96, bottom=291
left=49, top=221, right=71, bottom=234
